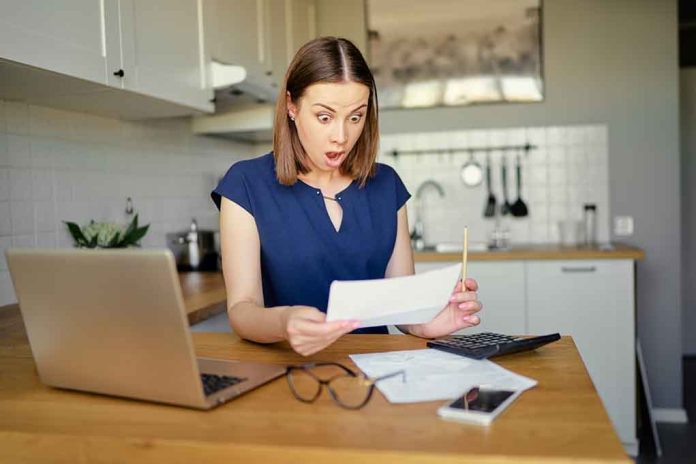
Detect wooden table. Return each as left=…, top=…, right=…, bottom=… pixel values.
left=0, top=305, right=629, bottom=463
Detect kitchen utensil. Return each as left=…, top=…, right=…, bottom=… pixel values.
left=483, top=154, right=496, bottom=217
left=460, top=150, right=483, bottom=187
left=167, top=218, right=220, bottom=271
left=510, top=152, right=528, bottom=217
left=500, top=155, right=512, bottom=216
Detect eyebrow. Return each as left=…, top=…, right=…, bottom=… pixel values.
left=312, top=103, right=367, bottom=112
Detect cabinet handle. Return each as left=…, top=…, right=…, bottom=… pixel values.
left=113, top=69, right=125, bottom=78
left=561, top=266, right=597, bottom=273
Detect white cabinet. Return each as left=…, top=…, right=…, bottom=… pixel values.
left=117, top=0, right=213, bottom=111
left=414, top=261, right=526, bottom=335
left=212, top=0, right=269, bottom=82
left=0, top=0, right=108, bottom=84
left=210, top=0, right=316, bottom=96
left=461, top=262, right=525, bottom=335
left=526, top=260, right=636, bottom=451
left=0, top=0, right=213, bottom=115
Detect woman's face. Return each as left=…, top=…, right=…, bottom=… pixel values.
left=287, top=81, right=370, bottom=175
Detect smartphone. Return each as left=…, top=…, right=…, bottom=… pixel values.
left=437, top=387, right=523, bottom=426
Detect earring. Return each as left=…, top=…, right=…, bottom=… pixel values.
left=289, top=113, right=295, bottom=122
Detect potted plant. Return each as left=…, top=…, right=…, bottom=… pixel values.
left=64, top=214, right=150, bottom=248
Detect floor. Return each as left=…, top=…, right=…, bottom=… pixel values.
left=190, top=316, right=696, bottom=462
left=636, top=357, right=695, bottom=464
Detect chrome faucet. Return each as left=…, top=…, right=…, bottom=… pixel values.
left=411, top=179, right=445, bottom=251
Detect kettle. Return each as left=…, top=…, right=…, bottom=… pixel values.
left=167, top=219, right=220, bottom=272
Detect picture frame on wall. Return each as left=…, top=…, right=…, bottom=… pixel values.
left=366, top=0, right=544, bottom=109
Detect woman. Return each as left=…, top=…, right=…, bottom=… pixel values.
left=211, top=37, right=481, bottom=356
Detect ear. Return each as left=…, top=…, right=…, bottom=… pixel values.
left=286, top=91, right=297, bottom=119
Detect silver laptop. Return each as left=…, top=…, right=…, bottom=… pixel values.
left=6, top=248, right=285, bottom=409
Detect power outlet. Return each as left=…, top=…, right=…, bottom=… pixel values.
left=614, top=216, right=634, bottom=236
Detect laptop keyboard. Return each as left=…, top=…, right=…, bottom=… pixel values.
left=200, top=373, right=247, bottom=396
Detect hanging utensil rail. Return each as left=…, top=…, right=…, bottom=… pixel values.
left=389, top=142, right=536, bottom=158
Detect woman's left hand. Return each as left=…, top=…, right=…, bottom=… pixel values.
left=408, top=278, right=482, bottom=339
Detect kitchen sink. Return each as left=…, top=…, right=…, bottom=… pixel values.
left=418, top=242, right=491, bottom=253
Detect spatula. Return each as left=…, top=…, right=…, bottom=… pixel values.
left=511, top=152, right=529, bottom=217
left=483, top=154, right=496, bottom=217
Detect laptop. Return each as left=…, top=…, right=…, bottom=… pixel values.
left=6, top=248, right=286, bottom=410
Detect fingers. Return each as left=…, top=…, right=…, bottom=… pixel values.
left=285, top=306, right=360, bottom=356
left=464, top=278, right=478, bottom=291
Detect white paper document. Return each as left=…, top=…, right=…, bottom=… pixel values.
left=350, top=349, right=537, bottom=403
left=326, top=263, right=461, bottom=328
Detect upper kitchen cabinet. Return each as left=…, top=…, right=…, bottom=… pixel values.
left=0, top=0, right=213, bottom=119
left=0, top=0, right=108, bottom=84
left=207, top=0, right=316, bottom=100
left=116, top=0, right=213, bottom=112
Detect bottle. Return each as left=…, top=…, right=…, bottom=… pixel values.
left=583, top=204, right=597, bottom=246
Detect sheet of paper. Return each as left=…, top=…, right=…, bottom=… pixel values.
left=326, top=263, right=461, bottom=328
left=350, top=349, right=537, bottom=403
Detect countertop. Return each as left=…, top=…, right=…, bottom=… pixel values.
left=179, top=272, right=226, bottom=324
left=414, top=243, right=644, bottom=262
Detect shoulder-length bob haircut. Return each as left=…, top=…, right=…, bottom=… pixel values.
left=273, top=36, right=379, bottom=187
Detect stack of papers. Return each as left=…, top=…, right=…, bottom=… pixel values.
left=350, top=349, right=537, bottom=403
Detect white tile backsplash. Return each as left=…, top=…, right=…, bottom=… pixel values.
left=0, top=99, right=255, bottom=306
left=380, top=124, right=610, bottom=246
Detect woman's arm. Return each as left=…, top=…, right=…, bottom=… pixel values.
left=219, top=197, right=358, bottom=353
left=219, top=197, right=288, bottom=342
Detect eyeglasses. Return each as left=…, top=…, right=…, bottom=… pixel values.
left=285, top=362, right=406, bottom=410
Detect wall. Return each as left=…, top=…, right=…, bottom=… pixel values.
left=319, top=0, right=682, bottom=410
left=682, top=68, right=696, bottom=356
left=378, top=124, right=610, bottom=247
left=0, top=100, right=254, bottom=307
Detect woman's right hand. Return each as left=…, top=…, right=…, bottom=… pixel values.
left=282, top=306, right=360, bottom=356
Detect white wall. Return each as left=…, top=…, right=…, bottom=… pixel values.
left=681, top=68, right=696, bottom=356
left=0, top=100, right=254, bottom=306
left=378, top=124, right=610, bottom=247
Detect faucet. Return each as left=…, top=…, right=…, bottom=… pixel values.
left=411, top=179, right=445, bottom=251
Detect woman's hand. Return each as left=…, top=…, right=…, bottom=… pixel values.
left=281, top=306, right=360, bottom=356
left=408, top=278, right=482, bottom=339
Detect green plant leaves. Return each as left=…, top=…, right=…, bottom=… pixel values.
left=63, top=214, right=150, bottom=248
left=64, top=221, right=89, bottom=247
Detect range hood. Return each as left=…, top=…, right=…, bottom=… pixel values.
left=193, top=62, right=277, bottom=143
left=192, top=100, right=274, bottom=143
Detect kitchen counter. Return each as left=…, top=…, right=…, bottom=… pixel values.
left=414, top=243, right=644, bottom=262
left=179, top=272, right=226, bottom=324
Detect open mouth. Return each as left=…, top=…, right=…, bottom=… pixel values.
left=324, top=151, right=345, bottom=167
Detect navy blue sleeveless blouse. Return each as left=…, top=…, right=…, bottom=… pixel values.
left=211, top=153, right=411, bottom=334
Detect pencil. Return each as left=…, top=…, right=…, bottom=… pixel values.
left=461, top=226, right=468, bottom=285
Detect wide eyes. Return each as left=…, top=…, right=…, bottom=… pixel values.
left=317, top=113, right=364, bottom=124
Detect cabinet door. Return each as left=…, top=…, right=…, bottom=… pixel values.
left=118, top=0, right=213, bottom=112
left=214, top=0, right=268, bottom=80
left=460, top=261, right=526, bottom=335
left=526, top=260, right=636, bottom=447
left=0, top=0, right=107, bottom=84
left=414, top=261, right=526, bottom=335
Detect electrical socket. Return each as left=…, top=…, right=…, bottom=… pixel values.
left=614, top=216, right=634, bottom=236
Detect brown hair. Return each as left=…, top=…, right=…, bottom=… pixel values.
left=273, top=37, right=379, bottom=187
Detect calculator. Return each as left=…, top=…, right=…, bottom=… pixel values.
left=426, top=332, right=561, bottom=360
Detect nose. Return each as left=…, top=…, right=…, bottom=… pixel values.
left=330, top=120, right=348, bottom=145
